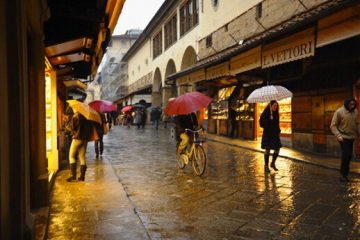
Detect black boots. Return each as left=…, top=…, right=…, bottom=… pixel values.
left=78, top=165, right=87, bottom=181
left=270, top=152, right=279, bottom=171
left=264, top=153, right=270, bottom=173
left=67, top=163, right=87, bottom=182
left=67, top=163, right=77, bottom=182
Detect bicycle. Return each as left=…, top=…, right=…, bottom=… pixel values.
left=176, top=128, right=207, bottom=176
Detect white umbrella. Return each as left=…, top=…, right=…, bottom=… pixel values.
left=247, top=85, right=293, bottom=103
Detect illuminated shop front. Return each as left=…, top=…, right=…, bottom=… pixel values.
left=45, top=69, right=58, bottom=181
left=256, top=98, right=292, bottom=144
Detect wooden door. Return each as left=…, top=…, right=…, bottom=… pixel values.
left=312, top=96, right=326, bottom=152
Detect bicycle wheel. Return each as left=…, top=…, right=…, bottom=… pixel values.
left=176, top=144, right=186, bottom=169
left=192, top=144, right=206, bottom=176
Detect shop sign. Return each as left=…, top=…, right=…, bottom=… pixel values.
left=176, top=75, right=190, bottom=86
left=262, top=28, right=315, bottom=69
left=189, top=69, right=205, bottom=83
left=230, top=46, right=261, bottom=75
left=176, top=69, right=206, bottom=86
left=206, top=61, right=230, bottom=80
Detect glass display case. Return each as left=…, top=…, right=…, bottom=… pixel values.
left=45, top=74, right=52, bottom=153
left=210, top=86, right=235, bottom=120
left=232, top=99, right=254, bottom=121
left=211, top=100, right=228, bottom=119
left=256, top=98, right=292, bottom=138
left=278, top=98, right=292, bottom=135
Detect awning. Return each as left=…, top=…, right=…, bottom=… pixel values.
left=63, top=79, right=87, bottom=90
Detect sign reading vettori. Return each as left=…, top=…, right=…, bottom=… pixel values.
left=262, top=35, right=315, bottom=68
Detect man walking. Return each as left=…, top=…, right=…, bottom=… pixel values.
left=151, top=107, right=162, bottom=130
left=330, top=97, right=359, bottom=182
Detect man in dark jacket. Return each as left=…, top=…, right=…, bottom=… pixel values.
left=330, top=97, right=359, bottom=182
left=150, top=107, right=162, bottom=130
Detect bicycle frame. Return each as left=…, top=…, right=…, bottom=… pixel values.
left=183, top=128, right=203, bottom=161
left=176, top=128, right=207, bottom=176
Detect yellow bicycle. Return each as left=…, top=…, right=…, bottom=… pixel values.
left=176, top=128, right=207, bottom=176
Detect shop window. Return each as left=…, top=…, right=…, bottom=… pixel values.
left=232, top=100, right=254, bottom=121
left=210, top=86, right=235, bottom=119
left=256, top=98, right=292, bottom=138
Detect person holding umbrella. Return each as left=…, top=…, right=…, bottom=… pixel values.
left=66, top=100, right=101, bottom=182
left=259, top=100, right=282, bottom=173
left=66, top=111, right=94, bottom=182
left=176, top=112, right=199, bottom=154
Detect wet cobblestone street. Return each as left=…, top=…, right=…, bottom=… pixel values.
left=47, top=125, right=360, bottom=240
left=104, top=126, right=360, bottom=239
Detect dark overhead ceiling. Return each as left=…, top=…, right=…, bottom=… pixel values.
left=44, top=0, right=109, bottom=80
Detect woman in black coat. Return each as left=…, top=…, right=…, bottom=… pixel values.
left=260, top=100, right=282, bottom=173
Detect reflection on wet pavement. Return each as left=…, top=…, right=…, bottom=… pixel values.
left=49, top=126, right=360, bottom=239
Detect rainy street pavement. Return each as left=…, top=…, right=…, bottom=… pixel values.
left=48, top=125, right=360, bottom=239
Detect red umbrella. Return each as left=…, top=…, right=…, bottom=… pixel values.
left=164, top=91, right=212, bottom=115
left=89, top=100, right=116, bottom=113
left=121, top=105, right=133, bottom=112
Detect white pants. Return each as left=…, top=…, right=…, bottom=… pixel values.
left=69, top=139, right=88, bottom=165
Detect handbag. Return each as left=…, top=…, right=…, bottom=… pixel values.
left=88, top=126, right=99, bottom=142
left=103, top=122, right=109, bottom=135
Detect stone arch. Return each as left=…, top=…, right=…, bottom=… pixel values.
left=165, top=59, right=176, bottom=78
left=151, top=67, right=162, bottom=106
left=180, top=46, right=197, bottom=70
left=163, top=59, right=177, bottom=106
left=152, top=67, right=162, bottom=92
left=179, top=46, right=197, bottom=94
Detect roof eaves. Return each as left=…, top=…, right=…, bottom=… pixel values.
left=166, top=0, right=356, bottom=83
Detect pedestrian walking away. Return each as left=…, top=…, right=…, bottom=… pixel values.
left=125, top=111, right=133, bottom=128
left=66, top=112, right=95, bottom=182
left=134, top=109, right=143, bottom=129
left=107, top=112, right=112, bottom=130
left=150, top=106, right=162, bottom=130
left=330, top=97, right=359, bottom=182
left=259, top=100, right=282, bottom=173
left=94, top=113, right=107, bottom=158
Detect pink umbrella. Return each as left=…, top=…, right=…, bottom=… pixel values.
left=121, top=105, right=133, bottom=112
left=89, top=100, right=116, bottom=113
left=164, top=91, right=212, bottom=115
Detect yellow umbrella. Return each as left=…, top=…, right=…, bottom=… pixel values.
left=67, top=100, right=101, bottom=124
